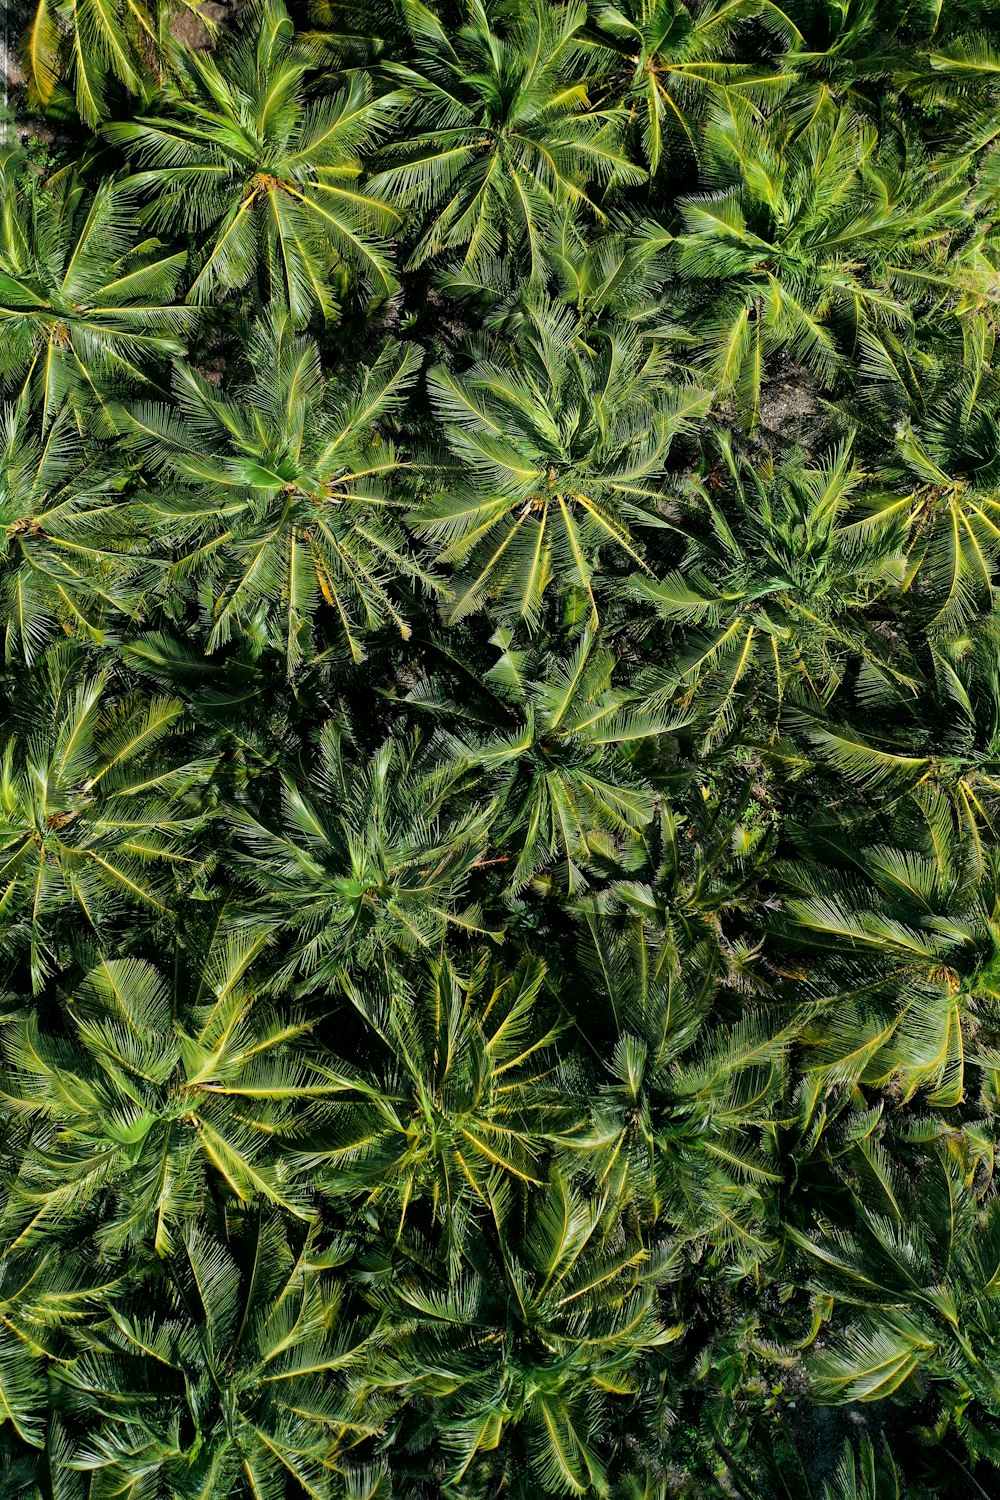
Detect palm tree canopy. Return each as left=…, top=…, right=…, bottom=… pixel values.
left=672, top=94, right=983, bottom=419
left=587, top=0, right=798, bottom=172
left=121, top=311, right=435, bottom=671
left=233, top=722, right=497, bottom=988
left=369, top=0, right=646, bottom=273
left=0, top=647, right=211, bottom=988
left=631, top=436, right=913, bottom=744
left=0, top=922, right=342, bottom=1254
left=106, top=0, right=405, bottom=318
left=0, top=161, right=194, bottom=428
left=0, top=397, right=140, bottom=663
left=413, top=298, right=710, bottom=624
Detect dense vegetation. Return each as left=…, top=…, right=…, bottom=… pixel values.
left=3, top=0, right=1000, bottom=1493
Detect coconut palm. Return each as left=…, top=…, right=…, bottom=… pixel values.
left=631, top=436, right=912, bottom=747
left=579, top=766, right=777, bottom=943
left=0, top=917, right=345, bottom=1254
left=301, top=953, right=579, bottom=1264
left=0, top=396, right=140, bottom=662
left=795, top=1139, right=1000, bottom=1466
left=772, top=800, right=1000, bottom=1105
left=121, top=311, right=434, bottom=671
left=0, top=163, right=194, bottom=429
left=565, top=920, right=791, bottom=1269
left=726, top=1428, right=932, bottom=1500
left=786, top=663, right=1000, bottom=880
left=368, top=0, right=645, bottom=275
left=379, top=1172, right=674, bottom=1496
left=672, top=95, right=979, bottom=421
left=0, top=1234, right=119, bottom=1456
left=232, top=721, right=496, bottom=990
left=5, top=0, right=1000, bottom=1489
left=65, top=1216, right=392, bottom=1496
left=588, top=0, right=797, bottom=173
left=23, top=0, right=216, bottom=126
left=106, top=0, right=404, bottom=319
left=0, top=646, right=211, bottom=989
left=778, top=0, right=1000, bottom=146
left=412, top=298, right=710, bottom=624
left=857, top=341, right=1000, bottom=633
left=410, top=627, right=677, bottom=893
left=433, top=209, right=679, bottom=342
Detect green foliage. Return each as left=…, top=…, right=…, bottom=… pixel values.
left=232, top=721, right=496, bottom=988
left=369, top=0, right=644, bottom=274
left=0, top=396, right=140, bottom=662
left=107, top=0, right=404, bottom=317
left=0, top=159, right=194, bottom=427
left=3, top=0, right=1000, bottom=1493
left=632, top=435, right=913, bottom=744
left=122, top=309, right=432, bottom=669
left=0, top=646, right=209, bottom=989
left=413, top=298, right=709, bottom=624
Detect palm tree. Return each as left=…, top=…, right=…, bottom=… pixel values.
left=631, top=436, right=912, bottom=747
left=117, top=624, right=326, bottom=795
left=106, top=0, right=404, bottom=319
left=7, top=0, right=1000, bottom=1486
left=0, top=646, right=211, bottom=989
left=819, top=1438, right=923, bottom=1500
left=411, top=627, right=676, bottom=893
left=121, top=311, right=434, bottom=672
left=412, top=298, right=710, bottom=624
left=787, top=659, right=1000, bottom=878
left=577, top=782, right=775, bottom=961
left=588, top=0, right=797, bottom=173
left=65, top=1215, right=392, bottom=1496
left=433, top=208, right=678, bottom=340
left=23, top=0, right=217, bottom=126
left=0, top=396, right=140, bottom=662
left=0, top=916, right=344, bottom=1254
left=546, top=210, right=677, bottom=329
left=772, top=800, right=1000, bottom=1106
left=0, top=1237, right=118, bottom=1455
left=232, top=721, right=497, bottom=990
left=856, top=338, right=1000, bottom=633
left=777, top=0, right=1000, bottom=147
left=671, top=95, right=978, bottom=421
left=379, top=1172, right=672, bottom=1496
left=724, top=1427, right=931, bottom=1500
left=367, top=0, right=645, bottom=275
left=793, top=1138, right=1000, bottom=1459
left=0, top=161, right=194, bottom=429
left=924, top=26, right=1000, bottom=156
left=300, top=953, right=578, bottom=1265
left=565, top=920, right=790, bottom=1269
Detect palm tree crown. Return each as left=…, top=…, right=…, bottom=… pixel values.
left=0, top=163, right=193, bottom=428
left=107, top=0, right=404, bottom=318
left=369, top=0, right=646, bottom=273
left=123, top=312, right=433, bottom=671
left=413, top=299, right=710, bottom=624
